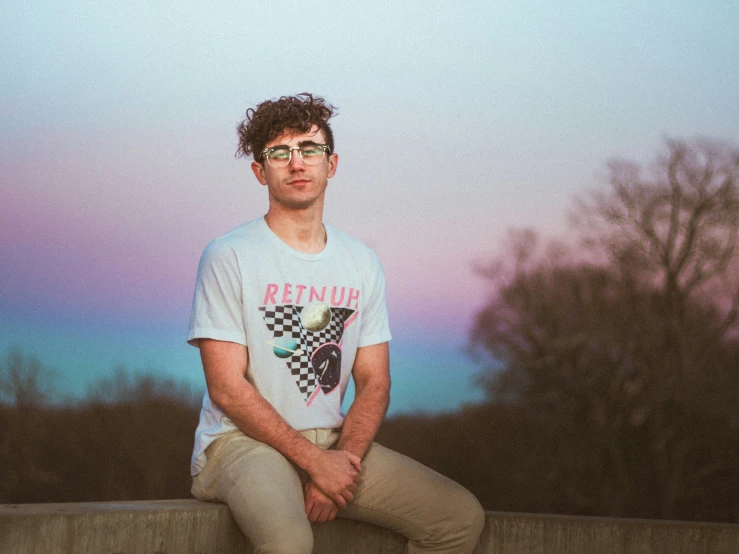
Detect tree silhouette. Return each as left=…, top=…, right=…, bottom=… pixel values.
left=471, top=138, right=739, bottom=521
left=0, top=347, right=52, bottom=409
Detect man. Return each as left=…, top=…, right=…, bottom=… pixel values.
left=188, top=93, right=484, bottom=553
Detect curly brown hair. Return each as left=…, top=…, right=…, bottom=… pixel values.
left=236, top=93, right=336, bottom=162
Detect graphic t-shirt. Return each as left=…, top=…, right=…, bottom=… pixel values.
left=187, top=217, right=392, bottom=475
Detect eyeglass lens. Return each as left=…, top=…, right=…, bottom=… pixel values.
left=266, top=145, right=326, bottom=167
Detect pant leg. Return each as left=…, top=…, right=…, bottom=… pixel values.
left=339, top=442, right=485, bottom=554
left=191, top=431, right=313, bottom=554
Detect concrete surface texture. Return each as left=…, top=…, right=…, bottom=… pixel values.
left=1, top=500, right=739, bottom=554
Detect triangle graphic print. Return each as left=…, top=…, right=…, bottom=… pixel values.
left=260, top=305, right=356, bottom=404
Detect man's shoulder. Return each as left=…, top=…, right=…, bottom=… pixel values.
left=203, top=218, right=267, bottom=252
left=327, top=226, right=381, bottom=263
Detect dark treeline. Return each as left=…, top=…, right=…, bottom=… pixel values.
left=0, top=362, right=199, bottom=503
left=1, top=352, right=739, bottom=522
left=2, top=137, right=738, bottom=523
left=2, top=383, right=738, bottom=522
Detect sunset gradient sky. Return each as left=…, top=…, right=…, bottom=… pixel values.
left=2, top=1, right=738, bottom=414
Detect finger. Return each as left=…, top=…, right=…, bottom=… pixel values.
left=309, top=500, right=329, bottom=523
left=327, top=507, right=338, bottom=522
left=307, top=504, right=318, bottom=522
left=349, top=456, right=362, bottom=472
left=332, top=494, right=347, bottom=509
left=342, top=489, right=354, bottom=503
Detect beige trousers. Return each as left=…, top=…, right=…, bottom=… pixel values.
left=192, top=428, right=485, bottom=554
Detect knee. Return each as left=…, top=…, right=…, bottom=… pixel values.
left=461, top=490, right=486, bottom=535
left=256, top=523, right=313, bottom=554
left=439, top=488, right=486, bottom=551
left=465, top=494, right=486, bottom=544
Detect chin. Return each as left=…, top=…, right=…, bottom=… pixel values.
left=277, top=197, right=321, bottom=210
left=273, top=190, right=325, bottom=211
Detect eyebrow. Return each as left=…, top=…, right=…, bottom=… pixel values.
left=269, top=141, right=321, bottom=149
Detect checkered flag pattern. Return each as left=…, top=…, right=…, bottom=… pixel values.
left=260, top=306, right=356, bottom=403
left=260, top=304, right=303, bottom=339
left=299, top=307, right=354, bottom=352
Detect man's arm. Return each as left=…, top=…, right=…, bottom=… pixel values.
left=336, top=342, right=391, bottom=457
left=199, top=338, right=361, bottom=508
left=304, top=342, right=390, bottom=522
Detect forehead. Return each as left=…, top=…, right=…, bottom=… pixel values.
left=265, top=125, right=326, bottom=149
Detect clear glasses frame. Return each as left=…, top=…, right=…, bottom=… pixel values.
left=261, top=143, right=331, bottom=168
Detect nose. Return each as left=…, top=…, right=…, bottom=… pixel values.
left=288, top=147, right=305, bottom=170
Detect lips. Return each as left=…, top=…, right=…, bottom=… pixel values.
left=287, top=179, right=310, bottom=186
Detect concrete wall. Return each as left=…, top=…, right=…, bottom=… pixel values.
left=2, top=500, right=739, bottom=554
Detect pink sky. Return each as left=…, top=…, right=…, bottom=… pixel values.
left=2, top=1, right=737, bottom=412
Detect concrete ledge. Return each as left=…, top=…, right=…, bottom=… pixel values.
left=2, top=499, right=739, bottom=554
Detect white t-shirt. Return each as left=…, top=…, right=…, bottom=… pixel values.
left=187, top=217, right=392, bottom=475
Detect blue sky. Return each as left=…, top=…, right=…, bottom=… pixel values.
left=1, top=1, right=738, bottom=414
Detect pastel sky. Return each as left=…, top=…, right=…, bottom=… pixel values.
left=1, top=1, right=738, bottom=414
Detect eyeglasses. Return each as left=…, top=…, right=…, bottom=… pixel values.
left=261, top=143, right=331, bottom=168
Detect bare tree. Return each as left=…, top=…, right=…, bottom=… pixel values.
left=578, top=137, right=739, bottom=331
left=472, top=138, right=739, bottom=521
left=577, top=138, right=739, bottom=517
left=0, top=347, right=52, bottom=409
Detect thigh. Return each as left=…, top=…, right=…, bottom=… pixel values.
left=194, top=431, right=312, bottom=551
left=339, top=443, right=484, bottom=546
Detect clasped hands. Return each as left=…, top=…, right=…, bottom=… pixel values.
left=304, top=449, right=361, bottom=523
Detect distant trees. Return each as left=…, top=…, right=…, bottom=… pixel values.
left=470, top=138, right=739, bottom=521
left=0, top=354, right=200, bottom=503
left=0, top=347, right=52, bottom=409
left=0, top=349, right=54, bottom=503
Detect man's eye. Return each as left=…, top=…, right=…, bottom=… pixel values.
left=271, top=150, right=290, bottom=159
left=302, top=147, right=321, bottom=156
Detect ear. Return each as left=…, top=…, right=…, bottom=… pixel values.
left=251, top=160, right=268, bottom=185
left=327, top=153, right=339, bottom=178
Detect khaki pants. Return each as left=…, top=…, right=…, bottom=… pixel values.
left=192, top=428, right=485, bottom=554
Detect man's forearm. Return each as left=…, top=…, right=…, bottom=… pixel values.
left=336, top=379, right=389, bottom=459
left=213, top=378, right=321, bottom=471
left=201, top=338, right=365, bottom=507
left=215, top=378, right=361, bottom=508
left=200, top=339, right=322, bottom=471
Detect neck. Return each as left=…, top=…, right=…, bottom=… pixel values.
left=264, top=203, right=326, bottom=254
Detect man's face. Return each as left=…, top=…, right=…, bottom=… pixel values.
left=251, top=125, right=338, bottom=211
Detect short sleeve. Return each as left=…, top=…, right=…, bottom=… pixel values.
left=358, top=253, right=392, bottom=347
left=187, top=239, right=247, bottom=347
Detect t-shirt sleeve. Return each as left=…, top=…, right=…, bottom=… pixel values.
left=358, top=252, right=392, bottom=347
left=187, top=239, right=247, bottom=347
